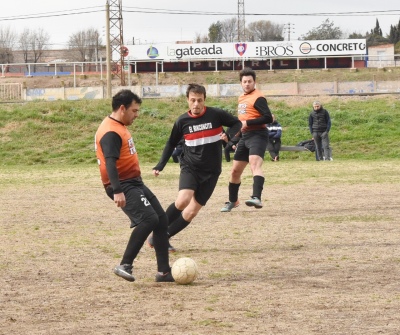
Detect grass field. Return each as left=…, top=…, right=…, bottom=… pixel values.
left=0, top=94, right=399, bottom=166
left=0, top=88, right=399, bottom=334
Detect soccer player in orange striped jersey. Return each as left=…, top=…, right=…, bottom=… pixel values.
left=221, top=68, right=273, bottom=212
left=95, top=89, right=173, bottom=283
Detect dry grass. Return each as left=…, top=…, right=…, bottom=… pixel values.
left=1, top=160, right=399, bottom=334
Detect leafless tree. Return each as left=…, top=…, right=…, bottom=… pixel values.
left=19, top=28, right=50, bottom=70
left=194, top=32, right=209, bottom=43
left=220, top=18, right=238, bottom=42
left=246, top=20, right=284, bottom=42
left=0, top=26, right=17, bottom=64
left=201, top=18, right=237, bottom=43
left=68, top=28, right=102, bottom=63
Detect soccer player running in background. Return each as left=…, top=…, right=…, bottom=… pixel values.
left=221, top=68, right=273, bottom=212
left=266, top=113, right=283, bottom=162
left=95, top=89, right=174, bottom=282
left=150, top=83, right=242, bottom=251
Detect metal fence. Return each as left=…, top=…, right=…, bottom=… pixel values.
left=1, top=54, right=400, bottom=79
left=0, top=61, right=107, bottom=78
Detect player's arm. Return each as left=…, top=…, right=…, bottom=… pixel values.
left=153, top=122, right=182, bottom=174
left=274, top=123, right=282, bottom=138
left=219, top=110, right=242, bottom=141
left=326, top=111, right=331, bottom=132
left=100, top=132, right=126, bottom=207
left=246, top=97, right=273, bottom=126
left=308, top=114, right=313, bottom=134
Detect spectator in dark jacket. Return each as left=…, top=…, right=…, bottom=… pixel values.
left=267, top=114, right=282, bottom=161
left=308, top=101, right=332, bottom=161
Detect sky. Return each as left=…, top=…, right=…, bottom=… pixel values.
left=2, top=0, right=400, bottom=49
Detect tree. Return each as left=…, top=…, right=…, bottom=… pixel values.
left=388, top=19, right=400, bottom=44
left=366, top=19, right=388, bottom=46
left=220, top=18, right=238, bottom=42
left=0, top=26, right=17, bottom=64
left=19, top=28, right=50, bottom=69
left=208, top=22, right=223, bottom=43
left=395, top=41, right=400, bottom=55
left=194, top=33, right=209, bottom=43
left=372, top=19, right=383, bottom=36
left=246, top=20, right=284, bottom=41
left=301, top=19, right=343, bottom=40
left=68, top=28, right=102, bottom=62
left=348, top=32, right=365, bottom=39
left=205, top=18, right=284, bottom=43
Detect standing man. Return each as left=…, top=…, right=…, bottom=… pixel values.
left=95, top=89, right=174, bottom=283
left=266, top=113, right=282, bottom=162
left=221, top=67, right=273, bottom=212
left=308, top=101, right=332, bottom=161
left=149, top=83, right=242, bottom=250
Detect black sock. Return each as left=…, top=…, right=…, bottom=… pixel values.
left=121, top=214, right=157, bottom=264
left=166, top=202, right=182, bottom=226
left=228, top=182, right=241, bottom=202
left=168, top=214, right=191, bottom=238
left=252, top=175, right=265, bottom=199
left=152, top=213, right=170, bottom=274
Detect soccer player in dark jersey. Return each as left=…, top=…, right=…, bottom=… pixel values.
left=95, top=89, right=173, bottom=283
left=221, top=68, right=273, bottom=212
left=149, top=83, right=242, bottom=251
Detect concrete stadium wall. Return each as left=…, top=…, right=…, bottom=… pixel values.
left=23, top=80, right=400, bottom=101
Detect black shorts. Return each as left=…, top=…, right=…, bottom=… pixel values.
left=233, top=129, right=268, bottom=162
left=179, top=165, right=220, bottom=206
left=105, top=178, right=164, bottom=228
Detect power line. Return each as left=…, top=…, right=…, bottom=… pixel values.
left=0, top=7, right=103, bottom=22
left=2, top=6, right=400, bottom=22
left=122, top=7, right=400, bottom=17
left=123, top=6, right=228, bottom=15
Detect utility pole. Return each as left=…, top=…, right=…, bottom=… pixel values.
left=284, top=23, right=295, bottom=41
left=105, top=1, right=111, bottom=98
left=105, top=0, right=125, bottom=94
left=237, top=0, right=245, bottom=41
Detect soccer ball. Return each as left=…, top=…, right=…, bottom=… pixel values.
left=171, top=257, right=198, bottom=285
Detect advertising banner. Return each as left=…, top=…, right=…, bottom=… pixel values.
left=124, top=39, right=366, bottom=61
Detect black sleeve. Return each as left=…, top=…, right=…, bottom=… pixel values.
left=100, top=132, right=123, bottom=194
left=153, top=122, right=183, bottom=171
left=218, top=109, right=242, bottom=141
left=325, top=110, right=331, bottom=132
left=230, top=132, right=242, bottom=145
left=246, top=97, right=273, bottom=126
left=100, top=132, right=122, bottom=159
left=308, top=114, right=313, bottom=134
left=105, top=157, right=122, bottom=194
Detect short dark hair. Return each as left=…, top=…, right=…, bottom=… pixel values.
left=112, top=89, right=142, bottom=111
left=239, top=68, right=256, bottom=82
left=186, top=83, right=206, bottom=99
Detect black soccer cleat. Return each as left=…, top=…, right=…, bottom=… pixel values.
left=113, top=264, right=135, bottom=282
left=155, top=271, right=175, bottom=282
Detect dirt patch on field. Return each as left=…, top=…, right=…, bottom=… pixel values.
left=1, top=162, right=399, bottom=335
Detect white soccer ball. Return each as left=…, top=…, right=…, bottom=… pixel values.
left=171, top=257, right=199, bottom=285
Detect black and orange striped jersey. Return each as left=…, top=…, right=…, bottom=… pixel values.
left=95, top=116, right=141, bottom=186
left=154, top=107, right=242, bottom=174
left=238, top=88, right=272, bottom=132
